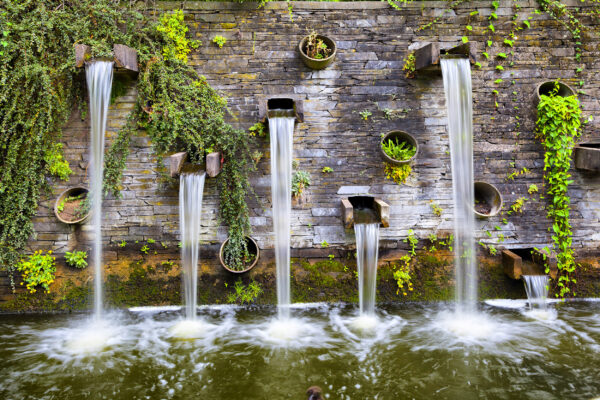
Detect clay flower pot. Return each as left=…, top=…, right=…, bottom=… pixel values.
left=533, top=81, right=576, bottom=108
left=219, top=236, right=259, bottom=274
left=54, top=187, right=91, bottom=225
left=298, top=34, right=337, bottom=70
left=380, top=130, right=418, bottom=166
left=473, top=181, right=503, bottom=218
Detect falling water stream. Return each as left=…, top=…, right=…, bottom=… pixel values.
left=179, top=172, right=206, bottom=320
left=86, top=61, right=114, bottom=319
left=441, top=58, right=477, bottom=314
left=269, top=111, right=295, bottom=320
left=355, top=223, right=380, bottom=316
left=523, top=275, right=549, bottom=309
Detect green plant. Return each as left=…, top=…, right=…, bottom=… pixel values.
left=292, top=170, right=311, bottom=197
left=429, top=201, right=443, bottom=217
left=226, top=279, right=262, bottom=305
left=321, top=167, right=333, bottom=174
left=382, top=138, right=416, bottom=162
left=392, top=255, right=413, bottom=296
left=320, top=240, right=329, bottom=248
left=119, top=240, right=127, bottom=248
left=248, top=122, right=267, bottom=138
left=302, top=31, right=332, bottom=60
left=44, top=143, right=72, bottom=181
left=404, top=229, right=418, bottom=257
left=402, top=52, right=416, bottom=78
left=16, top=250, right=56, bottom=294
left=359, top=110, right=372, bottom=121
left=528, top=184, right=539, bottom=194
left=65, top=251, right=88, bottom=269
left=212, top=35, right=227, bottom=49
left=147, top=239, right=155, bottom=244
left=508, top=197, right=528, bottom=215
left=156, top=9, right=200, bottom=63
left=140, top=245, right=149, bottom=255
left=536, top=82, right=581, bottom=297
left=328, top=254, right=335, bottom=261
left=384, top=163, right=411, bottom=185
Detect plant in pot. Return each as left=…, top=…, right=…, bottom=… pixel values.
left=54, top=187, right=91, bottom=224
left=298, top=31, right=336, bottom=70
left=219, top=236, right=260, bottom=273
left=380, top=131, right=418, bottom=185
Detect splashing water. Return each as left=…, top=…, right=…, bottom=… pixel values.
left=269, top=112, right=295, bottom=319
left=441, top=58, right=477, bottom=314
left=355, top=223, right=380, bottom=316
left=179, top=172, right=206, bottom=321
left=86, top=61, right=113, bottom=319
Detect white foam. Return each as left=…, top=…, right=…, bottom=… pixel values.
left=170, top=319, right=211, bottom=340
left=129, top=305, right=182, bottom=313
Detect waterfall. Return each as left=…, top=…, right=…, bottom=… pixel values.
left=269, top=112, right=295, bottom=320
left=355, top=223, right=380, bottom=316
left=523, top=275, right=549, bottom=309
left=441, top=58, right=477, bottom=314
left=86, top=61, right=113, bottom=319
left=179, top=172, right=206, bottom=320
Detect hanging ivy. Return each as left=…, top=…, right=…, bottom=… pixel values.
left=0, top=1, right=254, bottom=286
left=535, top=83, right=581, bottom=298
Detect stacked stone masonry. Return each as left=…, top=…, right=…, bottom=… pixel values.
left=26, top=1, right=600, bottom=264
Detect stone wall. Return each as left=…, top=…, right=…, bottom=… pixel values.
left=4, top=0, right=600, bottom=304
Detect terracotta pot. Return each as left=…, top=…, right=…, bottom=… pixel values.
left=533, top=81, right=576, bottom=109
left=219, top=236, right=259, bottom=274
left=54, top=187, right=91, bottom=225
left=380, top=130, right=418, bottom=166
left=474, top=181, right=503, bottom=218
left=298, top=35, right=336, bottom=70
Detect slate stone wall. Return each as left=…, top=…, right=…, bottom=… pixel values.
left=22, top=0, right=600, bottom=275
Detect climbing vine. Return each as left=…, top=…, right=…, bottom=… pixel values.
left=0, top=1, right=255, bottom=284
left=535, top=84, right=581, bottom=297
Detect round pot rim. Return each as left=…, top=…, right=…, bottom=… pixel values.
left=535, top=80, right=576, bottom=101
left=219, top=236, right=260, bottom=274
left=473, top=181, right=503, bottom=218
left=380, top=130, right=419, bottom=165
left=54, top=186, right=91, bottom=225
left=298, top=34, right=337, bottom=63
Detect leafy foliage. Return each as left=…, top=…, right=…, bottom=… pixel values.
left=302, top=31, right=332, bottom=60
left=65, top=251, right=88, bottom=269
left=156, top=10, right=199, bottom=63
left=292, top=170, right=311, bottom=197
left=16, top=250, right=56, bottom=294
left=382, top=138, right=416, bottom=161
left=402, top=52, right=416, bottom=78
left=212, top=35, right=227, bottom=49
left=535, top=84, right=581, bottom=298
left=226, top=279, right=262, bottom=305
left=1, top=2, right=254, bottom=280
left=384, top=163, right=411, bottom=185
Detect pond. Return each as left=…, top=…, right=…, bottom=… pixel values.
left=1, top=301, right=599, bottom=399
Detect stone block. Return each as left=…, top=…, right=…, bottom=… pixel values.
left=113, top=44, right=139, bottom=72
left=74, top=44, right=91, bottom=68
left=206, top=152, right=222, bottom=178
left=502, top=249, right=523, bottom=280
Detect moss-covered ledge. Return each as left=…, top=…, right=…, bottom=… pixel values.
left=3, top=251, right=598, bottom=314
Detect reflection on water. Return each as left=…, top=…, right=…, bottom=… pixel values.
left=1, top=302, right=599, bottom=399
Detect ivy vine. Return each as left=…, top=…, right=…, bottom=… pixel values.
left=535, top=84, right=581, bottom=298
left=0, top=1, right=254, bottom=285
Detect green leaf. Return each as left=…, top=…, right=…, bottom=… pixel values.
left=494, top=79, right=503, bottom=84
left=497, top=52, right=507, bottom=59
left=462, top=36, right=469, bottom=43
